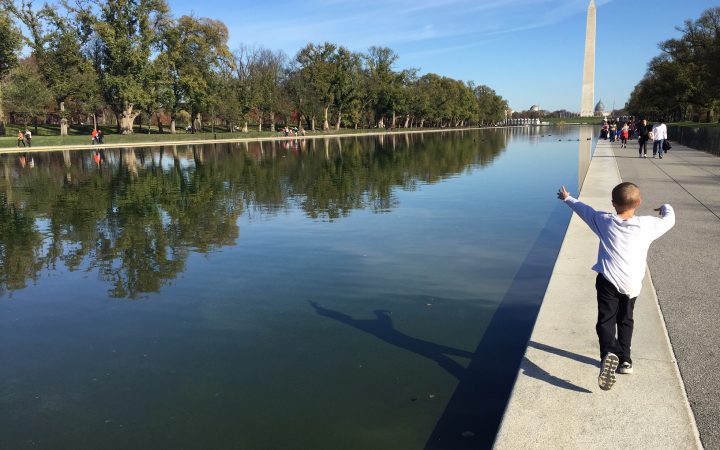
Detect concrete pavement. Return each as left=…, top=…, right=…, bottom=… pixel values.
left=612, top=141, right=720, bottom=450
left=493, top=139, right=703, bottom=449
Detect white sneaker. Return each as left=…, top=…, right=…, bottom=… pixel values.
left=618, top=362, right=633, bottom=374
left=598, top=353, right=619, bottom=390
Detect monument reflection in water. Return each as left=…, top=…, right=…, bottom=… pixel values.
left=0, top=127, right=592, bottom=450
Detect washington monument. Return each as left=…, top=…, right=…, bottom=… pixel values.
left=580, top=0, right=596, bottom=117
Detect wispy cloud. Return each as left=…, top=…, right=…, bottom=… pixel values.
left=224, top=0, right=600, bottom=53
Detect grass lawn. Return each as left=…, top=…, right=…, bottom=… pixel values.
left=0, top=124, right=410, bottom=149
left=668, top=121, right=720, bottom=128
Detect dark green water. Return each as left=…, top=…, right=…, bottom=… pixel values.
left=0, top=127, right=590, bottom=449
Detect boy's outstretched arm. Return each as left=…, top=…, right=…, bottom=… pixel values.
left=557, top=185, right=601, bottom=236
left=650, top=204, right=676, bottom=239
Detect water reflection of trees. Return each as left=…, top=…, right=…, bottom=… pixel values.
left=0, top=130, right=507, bottom=298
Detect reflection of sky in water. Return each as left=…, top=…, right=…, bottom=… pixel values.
left=0, top=127, right=590, bottom=450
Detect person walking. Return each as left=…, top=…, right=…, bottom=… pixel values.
left=17, top=130, right=25, bottom=147
left=557, top=182, right=675, bottom=390
left=652, top=119, right=668, bottom=159
left=24, top=128, right=32, bottom=147
left=637, top=119, right=650, bottom=158
left=620, top=122, right=630, bottom=148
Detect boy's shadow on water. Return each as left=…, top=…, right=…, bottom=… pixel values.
left=309, top=302, right=594, bottom=445
left=311, top=203, right=586, bottom=449
left=310, top=302, right=473, bottom=380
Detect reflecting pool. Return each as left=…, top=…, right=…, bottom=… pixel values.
left=0, top=126, right=592, bottom=449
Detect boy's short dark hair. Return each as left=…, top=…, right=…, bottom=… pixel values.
left=612, top=182, right=640, bottom=208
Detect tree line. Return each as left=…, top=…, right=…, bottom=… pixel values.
left=625, top=6, right=720, bottom=122
left=0, top=0, right=509, bottom=135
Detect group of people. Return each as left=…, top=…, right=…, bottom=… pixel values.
left=16, top=129, right=32, bottom=147
left=281, top=126, right=305, bottom=137
left=601, top=118, right=669, bottom=159
left=636, top=119, right=669, bottom=159
left=91, top=128, right=105, bottom=144
left=16, top=128, right=107, bottom=147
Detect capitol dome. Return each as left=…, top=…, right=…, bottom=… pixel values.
left=594, top=100, right=605, bottom=114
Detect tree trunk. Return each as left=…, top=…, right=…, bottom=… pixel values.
left=193, top=113, right=202, bottom=133
left=322, top=106, right=330, bottom=130
left=92, top=113, right=97, bottom=130
left=242, top=121, right=248, bottom=133
left=59, top=102, right=68, bottom=136
left=0, top=84, right=5, bottom=136
left=269, top=111, right=275, bottom=133
left=335, top=109, right=342, bottom=131
left=391, top=112, right=396, bottom=128
left=156, top=113, right=164, bottom=134
left=170, top=117, right=176, bottom=134
left=378, top=117, right=384, bottom=129
left=258, top=111, right=262, bottom=132
left=404, top=114, right=410, bottom=128
left=120, top=104, right=140, bottom=134
left=311, top=116, right=316, bottom=131
left=419, top=118, right=425, bottom=128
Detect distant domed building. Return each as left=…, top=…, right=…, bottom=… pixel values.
left=594, top=100, right=605, bottom=116
left=530, top=105, right=540, bottom=112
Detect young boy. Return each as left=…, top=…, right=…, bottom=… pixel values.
left=557, top=182, right=675, bottom=390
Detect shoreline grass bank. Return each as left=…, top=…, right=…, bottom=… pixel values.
left=1, top=126, right=508, bottom=154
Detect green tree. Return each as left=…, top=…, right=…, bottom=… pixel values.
left=626, top=7, right=720, bottom=122
left=296, top=42, right=337, bottom=130
left=231, top=45, right=263, bottom=132
left=88, top=0, right=169, bottom=133
left=252, top=48, right=286, bottom=132
left=4, top=58, right=53, bottom=131
left=330, top=47, right=361, bottom=130
left=474, top=84, right=508, bottom=125
left=4, top=0, right=96, bottom=135
left=364, top=46, right=399, bottom=128
left=0, top=8, right=22, bottom=135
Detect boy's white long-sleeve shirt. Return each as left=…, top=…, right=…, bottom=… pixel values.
left=563, top=196, right=675, bottom=298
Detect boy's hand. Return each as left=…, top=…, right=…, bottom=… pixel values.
left=557, top=186, right=570, bottom=200
left=653, top=207, right=663, bottom=216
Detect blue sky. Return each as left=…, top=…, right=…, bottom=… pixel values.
left=162, top=0, right=716, bottom=112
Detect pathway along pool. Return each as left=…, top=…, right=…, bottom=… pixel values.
left=0, top=126, right=593, bottom=449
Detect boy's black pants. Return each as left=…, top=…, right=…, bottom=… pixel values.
left=595, top=273, right=637, bottom=363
